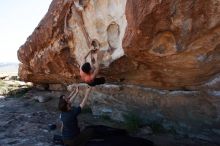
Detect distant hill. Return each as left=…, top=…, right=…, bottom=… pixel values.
left=0, top=62, right=19, bottom=74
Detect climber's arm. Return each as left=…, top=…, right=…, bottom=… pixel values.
left=66, top=88, right=76, bottom=98
left=82, top=47, right=98, bottom=64
left=80, top=86, right=92, bottom=109
left=90, top=50, right=104, bottom=78
left=91, top=65, right=100, bottom=79
left=68, top=86, right=79, bottom=104
left=82, top=49, right=93, bottom=64
left=61, top=122, right=63, bottom=133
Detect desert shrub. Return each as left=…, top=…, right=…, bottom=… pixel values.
left=123, top=112, right=142, bottom=132
left=0, top=80, right=5, bottom=87
left=100, top=114, right=111, bottom=121
left=81, top=107, right=93, bottom=114
left=149, top=122, right=166, bottom=133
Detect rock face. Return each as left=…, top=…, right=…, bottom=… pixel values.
left=69, top=83, right=220, bottom=139
left=17, top=0, right=220, bottom=136
left=18, top=0, right=220, bottom=90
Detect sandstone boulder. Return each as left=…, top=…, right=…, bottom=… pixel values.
left=17, top=0, right=220, bottom=90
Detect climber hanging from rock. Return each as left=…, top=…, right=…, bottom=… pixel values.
left=80, top=40, right=105, bottom=87
left=73, top=0, right=106, bottom=88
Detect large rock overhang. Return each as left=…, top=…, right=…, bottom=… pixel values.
left=18, top=0, right=220, bottom=90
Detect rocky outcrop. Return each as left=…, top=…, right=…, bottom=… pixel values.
left=17, top=0, right=220, bottom=90
left=68, top=83, right=220, bottom=140
left=16, top=0, right=220, bottom=137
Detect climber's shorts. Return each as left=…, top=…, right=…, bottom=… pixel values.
left=87, top=77, right=105, bottom=87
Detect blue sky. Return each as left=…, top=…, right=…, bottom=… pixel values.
left=0, top=0, right=52, bottom=62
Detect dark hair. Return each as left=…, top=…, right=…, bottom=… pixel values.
left=58, top=95, right=68, bottom=112
left=81, top=62, right=91, bottom=74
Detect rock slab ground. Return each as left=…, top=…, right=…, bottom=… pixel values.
left=0, top=90, right=219, bottom=146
